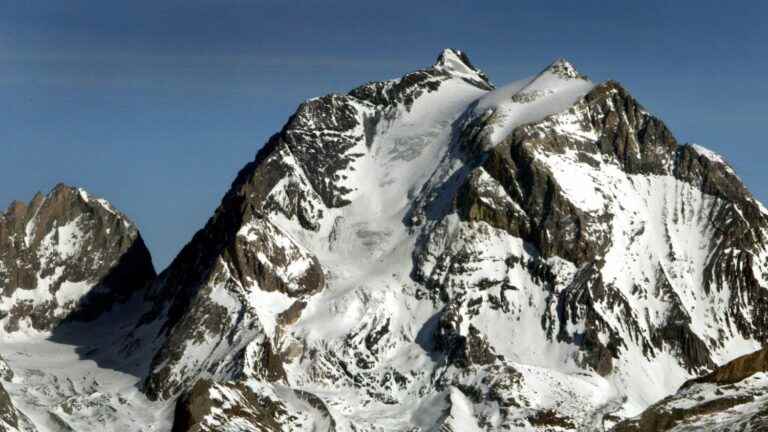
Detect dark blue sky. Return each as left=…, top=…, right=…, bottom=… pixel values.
left=2, top=1, right=766, bottom=269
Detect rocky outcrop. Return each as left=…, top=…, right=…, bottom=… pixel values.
left=0, top=184, right=155, bottom=332
left=171, top=380, right=287, bottom=432
left=350, top=48, right=492, bottom=110
left=0, top=361, right=33, bottom=432
left=613, top=347, right=768, bottom=431
left=683, top=346, right=768, bottom=388
left=67, top=48, right=768, bottom=430
left=0, top=383, right=21, bottom=432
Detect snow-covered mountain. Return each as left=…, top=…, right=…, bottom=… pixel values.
left=1, top=49, right=767, bottom=431
left=0, top=183, right=155, bottom=333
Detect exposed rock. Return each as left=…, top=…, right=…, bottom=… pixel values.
left=139, top=48, right=496, bottom=402
left=0, top=383, right=19, bottom=432
left=171, top=380, right=287, bottom=432
left=172, top=380, right=336, bottom=432
left=0, top=357, right=12, bottom=383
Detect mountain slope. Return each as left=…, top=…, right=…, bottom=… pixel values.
left=128, top=49, right=768, bottom=431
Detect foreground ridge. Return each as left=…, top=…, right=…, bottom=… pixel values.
left=613, top=347, right=768, bottom=431
left=139, top=48, right=768, bottom=431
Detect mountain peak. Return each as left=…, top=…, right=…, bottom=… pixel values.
left=542, top=57, right=586, bottom=80
left=432, top=48, right=490, bottom=86
left=433, top=48, right=472, bottom=70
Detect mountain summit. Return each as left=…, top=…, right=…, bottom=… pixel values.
left=0, top=184, right=155, bottom=332
left=433, top=48, right=492, bottom=86
left=1, top=50, right=767, bottom=431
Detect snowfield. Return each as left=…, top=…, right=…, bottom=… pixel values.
left=0, top=296, right=173, bottom=432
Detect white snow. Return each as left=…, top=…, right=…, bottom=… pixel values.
left=49, top=216, right=85, bottom=260
left=471, top=60, right=595, bottom=147
left=691, top=143, right=728, bottom=165
left=77, top=188, right=90, bottom=202
left=443, top=387, right=483, bottom=432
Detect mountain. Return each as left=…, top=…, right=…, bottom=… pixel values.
left=131, top=49, right=768, bottom=431
left=0, top=184, right=155, bottom=332
left=2, top=49, right=768, bottom=431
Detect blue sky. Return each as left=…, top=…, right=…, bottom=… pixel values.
left=1, top=1, right=766, bottom=269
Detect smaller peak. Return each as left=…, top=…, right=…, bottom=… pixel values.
left=30, top=191, right=45, bottom=204
left=434, top=49, right=471, bottom=69
left=542, top=58, right=587, bottom=80
left=47, top=183, right=80, bottom=201
left=6, top=200, right=28, bottom=217
left=51, top=182, right=75, bottom=194
left=76, top=187, right=91, bottom=202
left=432, top=48, right=491, bottom=87
left=689, top=143, right=729, bottom=166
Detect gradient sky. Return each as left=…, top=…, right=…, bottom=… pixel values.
left=1, top=1, right=766, bottom=269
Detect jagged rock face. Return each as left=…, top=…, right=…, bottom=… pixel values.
left=412, top=74, right=768, bottom=423
left=612, top=347, right=768, bottom=431
left=683, top=346, right=768, bottom=389
left=128, top=49, right=768, bottom=431
left=0, top=184, right=155, bottom=333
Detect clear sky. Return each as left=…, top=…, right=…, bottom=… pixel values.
left=1, top=1, right=766, bottom=269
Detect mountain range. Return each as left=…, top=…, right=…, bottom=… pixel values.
left=0, top=49, right=766, bottom=431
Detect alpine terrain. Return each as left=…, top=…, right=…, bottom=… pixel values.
left=1, top=49, right=767, bottom=431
